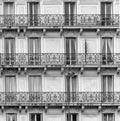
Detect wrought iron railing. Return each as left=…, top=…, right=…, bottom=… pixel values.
left=0, top=53, right=120, bottom=66
left=0, top=14, right=119, bottom=27
left=0, top=92, right=119, bottom=104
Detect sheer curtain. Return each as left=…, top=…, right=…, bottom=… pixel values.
left=4, top=3, right=14, bottom=15
left=29, top=76, right=42, bottom=92
left=102, top=75, right=113, bottom=92
left=5, top=38, right=15, bottom=54
left=7, top=114, right=16, bottom=121
left=5, top=76, right=16, bottom=92
left=28, top=38, right=40, bottom=53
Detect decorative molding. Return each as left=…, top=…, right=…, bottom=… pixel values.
left=63, top=31, right=79, bottom=37
left=43, top=0, right=62, bottom=5
left=27, top=0, right=40, bottom=2
left=100, top=31, right=115, bottom=37
left=3, top=31, right=17, bottom=38
left=2, top=0, right=16, bottom=2
left=102, top=107, right=116, bottom=113
left=26, top=31, right=42, bottom=38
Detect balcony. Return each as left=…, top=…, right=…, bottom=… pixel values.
left=0, top=53, right=120, bottom=66
left=0, top=92, right=119, bottom=105
left=0, top=14, right=119, bottom=28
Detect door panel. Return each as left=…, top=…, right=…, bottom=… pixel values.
left=102, top=75, right=114, bottom=102
left=101, top=2, right=112, bottom=26
left=64, top=2, right=75, bottom=26
left=5, top=38, right=15, bottom=65
left=101, top=37, right=113, bottom=64
left=65, top=37, right=76, bottom=65
left=4, top=2, right=15, bottom=26
left=28, top=2, right=39, bottom=26
left=28, top=38, right=41, bottom=65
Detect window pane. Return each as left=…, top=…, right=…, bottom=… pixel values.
left=29, top=76, right=42, bottom=92
left=5, top=76, right=16, bottom=92
left=7, top=114, right=16, bottom=121
left=37, top=114, right=41, bottom=121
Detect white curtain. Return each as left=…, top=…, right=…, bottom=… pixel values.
left=28, top=2, right=38, bottom=15
left=5, top=76, right=16, bottom=92
left=5, top=38, right=15, bottom=54
left=4, top=2, right=14, bottom=15
left=28, top=38, right=41, bottom=53
left=102, top=75, right=113, bottom=92
left=65, top=76, right=77, bottom=92
left=102, top=38, right=113, bottom=54
left=29, top=76, right=42, bottom=92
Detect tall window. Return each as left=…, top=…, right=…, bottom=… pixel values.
left=64, top=2, right=76, bottom=26
left=28, top=38, right=41, bottom=65
left=4, top=2, right=15, bottom=15
left=4, top=2, right=15, bottom=26
left=30, top=114, right=42, bottom=121
left=6, top=114, right=17, bottom=121
left=101, top=2, right=112, bottom=25
left=5, top=38, right=15, bottom=65
left=5, top=76, right=16, bottom=102
left=66, top=75, right=78, bottom=102
left=28, top=2, right=39, bottom=26
left=103, top=113, right=114, bottom=121
left=67, top=114, right=78, bottom=121
left=101, top=37, right=113, bottom=64
left=5, top=76, right=16, bottom=92
left=65, top=37, right=76, bottom=65
left=102, top=75, right=114, bottom=102
left=29, top=76, right=42, bottom=92
left=102, top=75, right=113, bottom=92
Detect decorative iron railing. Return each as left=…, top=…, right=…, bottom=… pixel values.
left=0, top=14, right=119, bottom=27
left=0, top=92, right=119, bottom=104
left=0, top=53, right=120, bottom=66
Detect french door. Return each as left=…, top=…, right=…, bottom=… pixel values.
left=102, top=75, right=114, bottom=102
left=5, top=76, right=16, bottom=102
left=66, top=76, right=78, bottom=102
left=4, top=2, right=15, bottom=26
left=28, top=2, right=39, bottom=26
left=67, top=113, right=78, bottom=121
left=64, top=2, right=76, bottom=26
left=103, top=113, right=114, bottom=121
left=101, top=37, right=113, bottom=64
left=7, top=114, right=17, bottom=121
left=65, top=37, right=77, bottom=65
left=28, top=38, right=41, bottom=65
left=5, top=38, right=15, bottom=65
left=29, top=76, right=42, bottom=102
left=101, top=2, right=112, bottom=25
left=30, top=114, right=42, bottom=121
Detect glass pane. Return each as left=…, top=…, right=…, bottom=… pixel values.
left=36, top=114, right=41, bottom=121
left=5, top=76, right=16, bottom=92
left=72, top=114, right=77, bottom=121
left=29, top=76, right=42, bottom=92
left=108, top=76, right=113, bottom=92
left=31, top=114, right=35, bottom=121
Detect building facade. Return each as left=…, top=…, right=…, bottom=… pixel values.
left=0, top=0, right=120, bottom=121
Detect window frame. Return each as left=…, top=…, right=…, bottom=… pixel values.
left=102, top=113, right=115, bottom=121
left=29, top=113, right=42, bottom=121
left=6, top=113, right=17, bottom=121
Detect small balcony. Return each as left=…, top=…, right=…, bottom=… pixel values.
left=0, top=92, right=119, bottom=105
left=0, top=53, right=120, bottom=66
left=0, top=14, right=119, bottom=28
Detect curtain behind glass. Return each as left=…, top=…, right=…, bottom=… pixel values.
left=28, top=38, right=41, bottom=54
left=4, top=3, right=14, bottom=15
left=5, top=76, right=16, bottom=92
left=102, top=75, right=113, bottom=92
left=5, top=38, right=15, bottom=54
left=29, top=76, right=42, bottom=92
